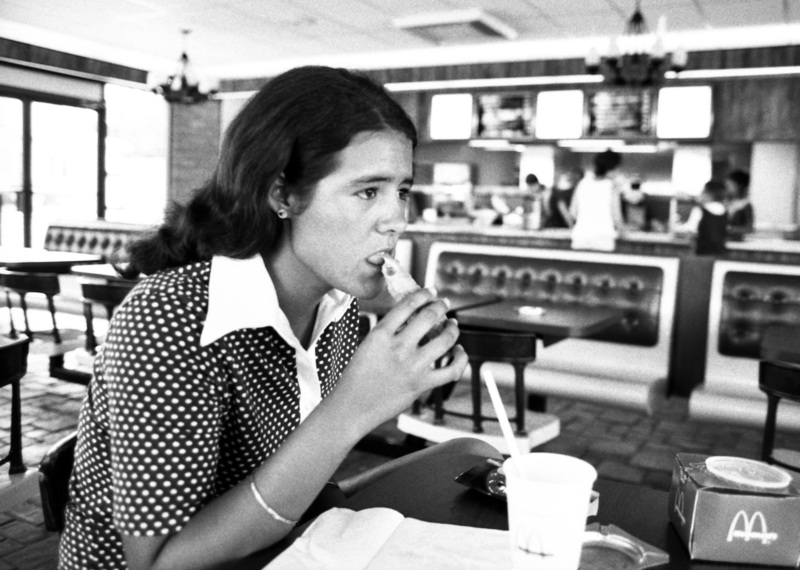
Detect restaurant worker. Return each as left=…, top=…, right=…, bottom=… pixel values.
left=59, top=65, right=500, bottom=570
left=544, top=167, right=583, bottom=229
left=569, top=150, right=626, bottom=251
left=674, top=179, right=729, bottom=255
left=725, top=169, right=754, bottom=236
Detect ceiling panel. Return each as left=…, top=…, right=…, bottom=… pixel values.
left=0, top=0, right=796, bottom=78
left=702, top=0, right=787, bottom=28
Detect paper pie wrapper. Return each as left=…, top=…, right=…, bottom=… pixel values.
left=381, top=254, right=446, bottom=339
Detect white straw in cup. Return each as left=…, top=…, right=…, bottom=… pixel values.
left=482, top=368, right=523, bottom=477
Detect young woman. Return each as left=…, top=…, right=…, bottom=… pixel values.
left=60, top=66, right=499, bottom=570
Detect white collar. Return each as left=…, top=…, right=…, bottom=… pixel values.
left=199, top=255, right=354, bottom=347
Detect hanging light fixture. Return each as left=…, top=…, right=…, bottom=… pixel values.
left=585, top=1, right=687, bottom=87
left=149, top=29, right=218, bottom=104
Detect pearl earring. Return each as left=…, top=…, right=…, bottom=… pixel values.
left=277, top=209, right=288, bottom=219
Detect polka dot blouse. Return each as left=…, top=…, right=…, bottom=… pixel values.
left=59, top=258, right=360, bottom=569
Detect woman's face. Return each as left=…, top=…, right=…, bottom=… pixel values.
left=281, top=129, right=413, bottom=300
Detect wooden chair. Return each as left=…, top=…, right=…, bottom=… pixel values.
left=38, top=432, right=77, bottom=532
left=0, top=335, right=30, bottom=475
left=80, top=280, right=136, bottom=354
left=758, top=359, right=800, bottom=472
left=0, top=269, right=64, bottom=342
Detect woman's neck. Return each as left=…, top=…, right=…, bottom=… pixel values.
left=260, top=249, right=327, bottom=349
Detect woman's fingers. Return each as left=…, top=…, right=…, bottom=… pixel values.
left=416, top=317, right=460, bottom=360
left=425, top=344, right=469, bottom=387
left=376, top=288, right=437, bottom=333
left=396, top=298, right=450, bottom=343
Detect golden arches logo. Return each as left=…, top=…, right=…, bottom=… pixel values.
left=515, top=523, right=555, bottom=558
left=726, top=510, right=779, bottom=545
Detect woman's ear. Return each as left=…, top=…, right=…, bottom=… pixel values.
left=267, top=174, right=291, bottom=217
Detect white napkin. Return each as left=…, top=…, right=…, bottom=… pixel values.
left=266, top=507, right=511, bottom=570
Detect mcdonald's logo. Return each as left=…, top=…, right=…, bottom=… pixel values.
left=726, top=510, right=779, bottom=545
left=673, top=490, right=686, bottom=526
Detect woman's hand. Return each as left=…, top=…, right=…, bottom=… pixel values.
left=336, top=289, right=467, bottom=431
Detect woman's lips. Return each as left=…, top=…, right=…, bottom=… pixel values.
left=367, top=251, right=392, bottom=266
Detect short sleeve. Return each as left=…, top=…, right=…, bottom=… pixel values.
left=102, top=288, right=225, bottom=536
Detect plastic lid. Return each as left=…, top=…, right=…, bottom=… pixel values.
left=705, top=456, right=792, bottom=489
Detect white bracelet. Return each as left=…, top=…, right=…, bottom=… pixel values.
left=249, top=474, right=298, bottom=526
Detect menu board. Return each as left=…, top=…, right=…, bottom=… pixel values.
left=587, top=89, right=654, bottom=137
left=474, top=93, right=534, bottom=139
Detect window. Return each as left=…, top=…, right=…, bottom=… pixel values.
left=0, top=97, right=24, bottom=246
left=104, top=84, right=168, bottom=224
left=30, top=101, right=99, bottom=245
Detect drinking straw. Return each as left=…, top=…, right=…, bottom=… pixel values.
left=482, top=368, right=524, bottom=477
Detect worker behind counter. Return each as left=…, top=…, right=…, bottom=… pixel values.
left=725, top=169, right=754, bottom=238
left=674, top=179, right=729, bottom=256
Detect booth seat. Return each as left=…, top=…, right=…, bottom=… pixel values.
left=31, top=221, right=151, bottom=316
left=424, top=243, right=680, bottom=414
left=43, top=220, right=152, bottom=262
left=688, top=260, right=800, bottom=431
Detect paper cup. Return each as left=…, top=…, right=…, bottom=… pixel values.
left=504, top=453, right=597, bottom=570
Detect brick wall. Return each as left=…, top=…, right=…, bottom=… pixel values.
left=169, top=101, right=221, bottom=205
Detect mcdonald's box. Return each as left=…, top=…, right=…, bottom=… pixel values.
left=668, top=453, right=800, bottom=566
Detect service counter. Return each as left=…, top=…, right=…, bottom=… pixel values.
left=400, top=223, right=800, bottom=402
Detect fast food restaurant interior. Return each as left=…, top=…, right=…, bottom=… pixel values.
left=1, top=0, right=800, bottom=568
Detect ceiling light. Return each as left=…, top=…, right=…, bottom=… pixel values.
left=148, top=29, right=218, bottom=104
left=393, top=9, right=518, bottom=44
left=585, top=1, right=687, bottom=86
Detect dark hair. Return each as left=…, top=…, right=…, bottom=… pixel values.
left=125, top=66, right=417, bottom=276
left=593, top=150, right=622, bottom=177
left=525, top=173, right=539, bottom=186
left=703, top=179, right=727, bottom=202
left=727, top=169, right=750, bottom=196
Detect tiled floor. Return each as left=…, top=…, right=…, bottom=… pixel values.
left=0, top=323, right=798, bottom=569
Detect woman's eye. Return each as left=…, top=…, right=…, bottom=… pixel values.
left=359, top=188, right=378, bottom=199
left=399, top=188, right=410, bottom=201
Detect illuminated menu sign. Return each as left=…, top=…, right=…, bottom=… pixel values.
left=587, top=89, right=654, bottom=137
left=474, top=93, right=534, bottom=139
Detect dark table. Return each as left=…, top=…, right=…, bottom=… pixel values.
left=0, top=335, right=30, bottom=474
left=397, top=300, right=624, bottom=450
left=233, top=453, right=744, bottom=569
left=452, top=300, right=624, bottom=340
left=70, top=263, right=139, bottom=283
left=0, top=247, right=103, bottom=273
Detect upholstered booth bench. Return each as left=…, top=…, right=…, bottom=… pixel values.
left=31, top=221, right=151, bottom=315
left=417, top=243, right=680, bottom=414
left=43, top=221, right=151, bottom=262
left=688, top=260, right=800, bottom=431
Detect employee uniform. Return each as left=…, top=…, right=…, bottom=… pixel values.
left=59, top=255, right=358, bottom=569
left=696, top=202, right=728, bottom=255
left=570, top=174, right=619, bottom=251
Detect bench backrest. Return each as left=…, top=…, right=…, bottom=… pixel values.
left=44, top=221, right=152, bottom=262
left=425, top=243, right=677, bottom=347
left=705, top=260, right=800, bottom=393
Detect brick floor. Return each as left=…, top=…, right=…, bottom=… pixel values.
left=0, top=324, right=798, bottom=568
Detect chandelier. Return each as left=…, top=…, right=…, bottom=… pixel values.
left=585, top=1, right=687, bottom=87
left=150, top=30, right=218, bottom=104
